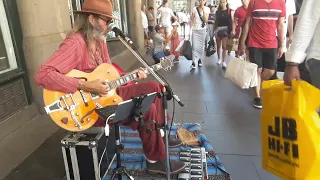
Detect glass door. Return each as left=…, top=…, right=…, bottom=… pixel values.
left=0, top=0, right=18, bottom=74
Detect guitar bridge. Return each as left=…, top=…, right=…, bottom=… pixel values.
left=45, top=94, right=82, bottom=129
left=60, top=94, right=82, bottom=129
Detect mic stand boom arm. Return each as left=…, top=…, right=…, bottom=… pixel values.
left=115, top=35, right=184, bottom=107
left=115, top=34, right=184, bottom=180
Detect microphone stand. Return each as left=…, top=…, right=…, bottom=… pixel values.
left=115, top=34, right=184, bottom=180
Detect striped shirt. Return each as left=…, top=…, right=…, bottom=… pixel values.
left=34, top=32, right=112, bottom=94
left=247, top=0, right=286, bottom=48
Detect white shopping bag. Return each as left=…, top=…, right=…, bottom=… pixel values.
left=225, top=56, right=258, bottom=89
left=175, top=40, right=185, bottom=53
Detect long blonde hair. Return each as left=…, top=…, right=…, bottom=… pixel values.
left=69, top=14, right=99, bottom=44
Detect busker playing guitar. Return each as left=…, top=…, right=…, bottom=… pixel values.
left=34, top=0, right=186, bottom=175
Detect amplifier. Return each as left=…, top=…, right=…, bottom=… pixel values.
left=178, top=147, right=208, bottom=180
left=61, top=128, right=115, bottom=180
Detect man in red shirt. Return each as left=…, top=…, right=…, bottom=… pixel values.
left=34, top=0, right=186, bottom=175
left=239, top=0, right=286, bottom=109
left=231, top=0, right=250, bottom=57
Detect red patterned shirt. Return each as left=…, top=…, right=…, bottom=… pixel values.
left=35, top=33, right=112, bottom=93
left=247, top=0, right=286, bottom=48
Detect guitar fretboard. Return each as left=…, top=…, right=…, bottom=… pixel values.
left=108, top=63, right=163, bottom=89
left=109, top=72, right=138, bottom=89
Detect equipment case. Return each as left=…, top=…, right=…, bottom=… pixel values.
left=61, top=129, right=114, bottom=180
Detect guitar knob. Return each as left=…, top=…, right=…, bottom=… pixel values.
left=87, top=118, right=91, bottom=122
left=76, top=113, right=80, bottom=116
left=113, top=99, right=117, bottom=103
left=107, top=70, right=110, bottom=73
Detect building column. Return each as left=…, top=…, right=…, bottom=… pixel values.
left=188, top=0, right=197, bottom=12
left=147, top=0, right=157, bottom=17
left=141, top=0, right=147, bottom=6
left=16, top=0, right=72, bottom=111
left=128, top=0, right=144, bottom=52
left=147, top=0, right=156, bottom=8
left=168, top=0, right=174, bottom=10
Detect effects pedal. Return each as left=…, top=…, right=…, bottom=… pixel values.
left=178, top=147, right=208, bottom=180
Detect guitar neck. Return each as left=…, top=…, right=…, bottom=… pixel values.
left=107, top=63, right=163, bottom=89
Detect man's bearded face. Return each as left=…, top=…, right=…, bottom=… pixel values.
left=92, top=23, right=108, bottom=40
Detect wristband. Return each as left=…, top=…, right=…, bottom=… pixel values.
left=286, top=63, right=299, bottom=67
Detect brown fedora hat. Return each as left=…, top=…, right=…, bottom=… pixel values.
left=73, top=0, right=118, bottom=20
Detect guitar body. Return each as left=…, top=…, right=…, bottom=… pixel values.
left=43, top=63, right=123, bottom=132
left=42, top=56, right=174, bottom=132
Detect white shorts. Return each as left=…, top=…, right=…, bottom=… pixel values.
left=161, top=23, right=172, bottom=34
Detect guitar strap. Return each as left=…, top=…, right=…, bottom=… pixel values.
left=196, top=7, right=205, bottom=25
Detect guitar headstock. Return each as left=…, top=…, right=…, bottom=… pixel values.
left=159, top=55, right=174, bottom=71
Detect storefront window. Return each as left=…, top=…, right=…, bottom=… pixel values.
left=0, top=0, right=18, bottom=74
left=68, top=0, right=128, bottom=40
left=107, top=0, right=128, bottom=39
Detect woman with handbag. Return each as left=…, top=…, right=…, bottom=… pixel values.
left=214, top=0, right=233, bottom=69
left=190, top=0, right=210, bottom=69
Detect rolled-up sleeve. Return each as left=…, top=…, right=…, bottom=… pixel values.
left=34, top=37, right=82, bottom=93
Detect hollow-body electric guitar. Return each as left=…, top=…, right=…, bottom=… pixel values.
left=43, top=56, right=173, bottom=132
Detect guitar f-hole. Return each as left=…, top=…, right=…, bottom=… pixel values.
left=74, top=77, right=88, bottom=81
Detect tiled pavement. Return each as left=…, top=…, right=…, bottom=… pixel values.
left=3, top=53, right=282, bottom=180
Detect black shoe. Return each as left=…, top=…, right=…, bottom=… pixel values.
left=146, top=160, right=186, bottom=175
left=253, top=97, right=262, bottom=109
left=163, top=136, right=182, bottom=148
left=198, top=59, right=203, bottom=67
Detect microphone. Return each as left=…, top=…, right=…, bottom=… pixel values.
left=109, top=24, right=133, bottom=45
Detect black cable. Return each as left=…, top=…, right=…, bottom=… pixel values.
left=168, top=98, right=175, bottom=136
left=207, top=154, right=220, bottom=178
left=123, top=126, right=127, bottom=167
left=207, top=153, right=230, bottom=178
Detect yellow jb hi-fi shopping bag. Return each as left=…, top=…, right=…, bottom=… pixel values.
left=261, top=80, right=320, bottom=180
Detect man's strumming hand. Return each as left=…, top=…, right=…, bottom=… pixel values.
left=78, top=79, right=110, bottom=96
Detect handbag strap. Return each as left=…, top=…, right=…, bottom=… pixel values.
left=241, top=54, right=250, bottom=62
left=196, top=7, right=205, bottom=25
